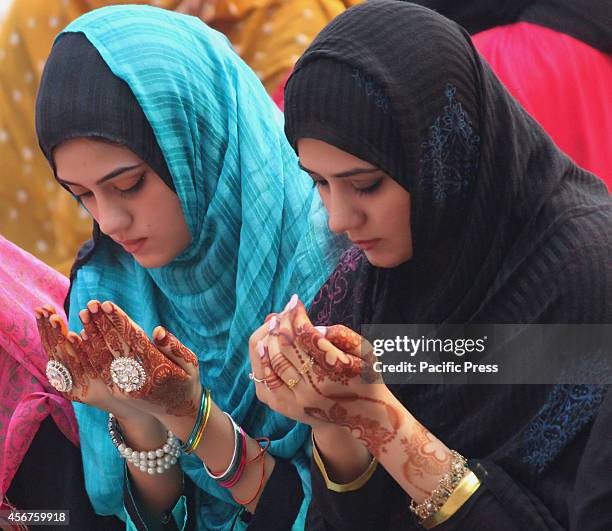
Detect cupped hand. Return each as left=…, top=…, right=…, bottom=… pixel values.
left=79, top=300, right=202, bottom=421
left=35, top=304, right=141, bottom=421
left=249, top=296, right=401, bottom=456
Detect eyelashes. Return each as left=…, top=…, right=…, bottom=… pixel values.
left=355, top=178, right=383, bottom=195
left=118, top=174, right=146, bottom=197
left=75, top=174, right=146, bottom=200
left=311, top=178, right=383, bottom=196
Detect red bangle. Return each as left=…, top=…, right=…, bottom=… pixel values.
left=247, top=437, right=271, bottom=464
left=232, top=453, right=267, bottom=506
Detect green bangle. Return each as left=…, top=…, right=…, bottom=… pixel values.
left=181, top=385, right=207, bottom=453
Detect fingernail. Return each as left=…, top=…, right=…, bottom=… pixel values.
left=101, top=301, right=113, bottom=314
left=87, top=301, right=99, bottom=314
left=50, top=319, right=58, bottom=329
left=155, top=327, right=167, bottom=341
left=257, top=340, right=266, bottom=358
left=268, top=316, right=277, bottom=331
left=284, top=294, right=298, bottom=312
left=315, top=326, right=327, bottom=335
left=79, top=309, right=90, bottom=323
left=81, top=330, right=88, bottom=340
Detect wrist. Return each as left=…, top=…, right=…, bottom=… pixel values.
left=114, top=414, right=168, bottom=450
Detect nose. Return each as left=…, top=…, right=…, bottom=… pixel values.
left=326, top=193, right=364, bottom=235
left=95, top=196, right=132, bottom=237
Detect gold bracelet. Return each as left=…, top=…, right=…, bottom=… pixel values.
left=311, top=431, right=377, bottom=493
left=421, top=470, right=481, bottom=529
left=410, top=451, right=467, bottom=521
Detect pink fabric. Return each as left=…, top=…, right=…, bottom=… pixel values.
left=0, top=235, right=79, bottom=506
left=474, top=22, right=611, bottom=191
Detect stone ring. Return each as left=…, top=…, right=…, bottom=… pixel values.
left=46, top=360, right=74, bottom=393
left=110, top=357, right=147, bottom=392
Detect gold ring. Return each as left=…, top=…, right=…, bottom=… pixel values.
left=287, top=377, right=301, bottom=389
left=298, top=357, right=314, bottom=375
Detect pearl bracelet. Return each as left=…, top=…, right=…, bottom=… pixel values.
left=108, top=413, right=182, bottom=475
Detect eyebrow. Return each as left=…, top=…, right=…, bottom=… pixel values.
left=57, top=163, right=144, bottom=187
left=298, top=162, right=380, bottom=178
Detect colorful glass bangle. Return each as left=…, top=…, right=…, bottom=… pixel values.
left=205, top=412, right=243, bottom=482
left=190, top=388, right=212, bottom=453
left=421, top=470, right=481, bottom=529
left=232, top=451, right=267, bottom=506
left=311, top=431, right=378, bottom=493
left=181, top=385, right=207, bottom=454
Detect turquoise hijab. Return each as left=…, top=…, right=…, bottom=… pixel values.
left=54, top=6, right=339, bottom=529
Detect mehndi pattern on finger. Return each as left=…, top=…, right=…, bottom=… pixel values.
left=89, top=301, right=196, bottom=416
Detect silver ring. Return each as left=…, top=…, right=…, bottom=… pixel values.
left=46, top=360, right=73, bottom=393
left=249, top=371, right=268, bottom=384
left=110, top=357, right=147, bottom=392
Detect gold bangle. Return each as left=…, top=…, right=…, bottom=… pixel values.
left=311, top=431, right=377, bottom=493
left=421, top=470, right=481, bottom=529
left=191, top=388, right=212, bottom=453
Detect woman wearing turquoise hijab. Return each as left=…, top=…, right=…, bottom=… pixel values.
left=34, top=5, right=339, bottom=529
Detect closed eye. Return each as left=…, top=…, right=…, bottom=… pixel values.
left=117, top=174, right=146, bottom=197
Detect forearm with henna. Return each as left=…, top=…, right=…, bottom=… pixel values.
left=290, top=311, right=453, bottom=501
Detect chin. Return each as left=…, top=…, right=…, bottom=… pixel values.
left=133, top=254, right=170, bottom=269
left=365, top=250, right=411, bottom=269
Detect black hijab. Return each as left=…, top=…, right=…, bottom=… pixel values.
left=412, top=0, right=612, bottom=53
left=285, top=0, right=611, bottom=499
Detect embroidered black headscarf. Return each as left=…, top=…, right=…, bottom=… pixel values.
left=285, top=1, right=612, bottom=525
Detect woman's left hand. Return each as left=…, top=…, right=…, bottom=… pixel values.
left=81, top=300, right=202, bottom=421
left=249, top=296, right=402, bottom=457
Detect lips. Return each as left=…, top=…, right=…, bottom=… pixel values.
left=351, top=238, right=381, bottom=251
left=118, top=237, right=147, bottom=254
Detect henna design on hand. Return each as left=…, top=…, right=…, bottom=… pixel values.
left=80, top=306, right=115, bottom=384
left=87, top=301, right=197, bottom=417
left=35, top=307, right=90, bottom=401
left=305, top=401, right=400, bottom=457
left=154, top=329, right=199, bottom=368
left=400, top=424, right=452, bottom=496
left=258, top=341, right=285, bottom=390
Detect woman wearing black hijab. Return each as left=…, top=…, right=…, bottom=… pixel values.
left=247, top=1, right=612, bottom=530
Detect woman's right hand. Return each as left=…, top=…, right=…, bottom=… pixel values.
left=35, top=304, right=146, bottom=423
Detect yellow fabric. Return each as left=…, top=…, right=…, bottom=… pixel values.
left=211, top=0, right=362, bottom=92
left=0, top=0, right=360, bottom=274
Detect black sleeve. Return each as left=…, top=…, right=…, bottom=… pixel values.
left=431, top=461, right=564, bottom=531
left=247, top=458, right=304, bottom=531
left=306, top=455, right=408, bottom=530
left=7, top=416, right=124, bottom=531
left=305, top=454, right=574, bottom=531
